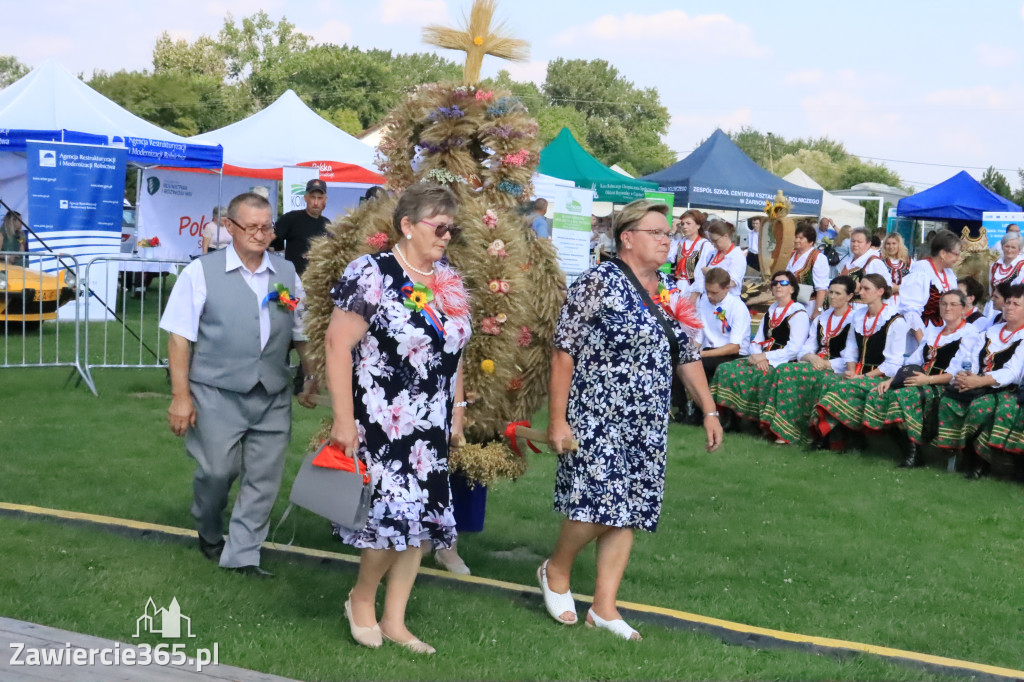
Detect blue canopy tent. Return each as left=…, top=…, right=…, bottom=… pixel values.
left=0, top=59, right=222, bottom=169
left=896, top=170, right=1021, bottom=221
left=641, top=129, right=823, bottom=216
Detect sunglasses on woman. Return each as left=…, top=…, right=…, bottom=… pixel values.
left=420, top=218, right=463, bottom=239
left=771, top=279, right=791, bottom=287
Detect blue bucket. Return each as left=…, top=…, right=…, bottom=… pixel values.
left=450, top=472, right=487, bottom=533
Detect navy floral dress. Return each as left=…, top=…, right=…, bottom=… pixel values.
left=553, top=262, right=701, bottom=531
left=330, top=253, right=472, bottom=551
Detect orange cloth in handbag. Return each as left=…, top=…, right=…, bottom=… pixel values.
left=312, top=441, right=368, bottom=483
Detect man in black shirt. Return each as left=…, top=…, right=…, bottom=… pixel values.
left=270, top=178, right=329, bottom=275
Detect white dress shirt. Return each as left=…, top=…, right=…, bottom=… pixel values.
left=840, top=304, right=908, bottom=377
left=950, top=322, right=1024, bottom=387
left=159, top=247, right=306, bottom=349
left=752, top=301, right=810, bottom=367
left=799, top=307, right=855, bottom=374
left=910, top=321, right=974, bottom=369
left=697, top=292, right=751, bottom=355
left=898, top=259, right=957, bottom=334
left=838, top=248, right=890, bottom=284
left=692, top=244, right=747, bottom=297
left=787, top=247, right=831, bottom=316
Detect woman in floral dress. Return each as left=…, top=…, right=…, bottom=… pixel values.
left=541, top=199, right=722, bottom=641
left=325, top=183, right=471, bottom=654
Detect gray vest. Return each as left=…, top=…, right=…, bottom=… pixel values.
left=188, top=248, right=295, bottom=394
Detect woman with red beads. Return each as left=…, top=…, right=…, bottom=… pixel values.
left=811, top=274, right=908, bottom=451
left=898, top=229, right=959, bottom=346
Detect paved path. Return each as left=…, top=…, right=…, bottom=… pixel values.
left=0, top=617, right=300, bottom=682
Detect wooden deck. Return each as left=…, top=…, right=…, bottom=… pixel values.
left=0, top=617, right=300, bottom=682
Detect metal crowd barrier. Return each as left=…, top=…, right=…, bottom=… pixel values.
left=81, top=256, right=189, bottom=394
left=0, top=250, right=88, bottom=389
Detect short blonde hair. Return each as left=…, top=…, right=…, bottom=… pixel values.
left=613, top=199, right=669, bottom=250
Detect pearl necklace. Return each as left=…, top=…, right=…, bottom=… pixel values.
left=394, top=244, right=434, bottom=276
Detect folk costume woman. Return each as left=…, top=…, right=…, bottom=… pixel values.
left=863, top=289, right=973, bottom=468
left=899, top=229, right=960, bottom=342
left=785, top=222, right=830, bottom=319
left=326, top=184, right=472, bottom=654
left=691, top=220, right=746, bottom=300
left=812, top=275, right=908, bottom=450
left=958, top=276, right=990, bottom=333
left=673, top=209, right=711, bottom=286
left=882, top=232, right=912, bottom=298
left=984, top=233, right=1024, bottom=317
left=935, top=283, right=1024, bottom=479
left=678, top=266, right=751, bottom=424
left=711, top=270, right=809, bottom=425
left=541, top=200, right=721, bottom=641
left=761, top=276, right=855, bottom=445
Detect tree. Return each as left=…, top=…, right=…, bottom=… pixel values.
left=153, top=33, right=227, bottom=80
left=217, top=11, right=311, bottom=101
left=542, top=59, right=674, bottom=176
left=981, top=165, right=1013, bottom=200
left=0, top=55, right=29, bottom=88
left=1013, top=170, right=1024, bottom=207
left=88, top=70, right=248, bottom=137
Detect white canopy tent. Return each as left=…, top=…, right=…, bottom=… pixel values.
left=783, top=168, right=866, bottom=228
left=190, top=89, right=379, bottom=176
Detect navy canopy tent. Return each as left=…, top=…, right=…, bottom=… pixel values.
left=641, top=129, right=823, bottom=215
left=896, top=170, right=1021, bottom=221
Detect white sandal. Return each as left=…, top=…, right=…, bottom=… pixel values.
left=536, top=560, right=577, bottom=625
left=585, top=608, right=641, bottom=640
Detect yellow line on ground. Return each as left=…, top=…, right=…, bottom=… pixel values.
left=3, top=501, right=1023, bottom=680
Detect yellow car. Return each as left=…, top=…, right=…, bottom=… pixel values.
left=0, top=260, right=78, bottom=324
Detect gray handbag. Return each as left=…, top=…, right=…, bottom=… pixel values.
left=277, top=441, right=372, bottom=537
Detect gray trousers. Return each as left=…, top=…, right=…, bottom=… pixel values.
left=185, top=381, right=291, bottom=568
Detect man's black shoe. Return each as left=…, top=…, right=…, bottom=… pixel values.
left=228, top=565, right=274, bottom=578
left=198, top=537, right=225, bottom=562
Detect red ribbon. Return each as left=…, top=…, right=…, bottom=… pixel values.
left=503, top=420, right=541, bottom=458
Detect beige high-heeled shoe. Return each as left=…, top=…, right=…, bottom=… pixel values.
left=381, top=628, right=436, bottom=655
left=344, top=596, right=382, bottom=648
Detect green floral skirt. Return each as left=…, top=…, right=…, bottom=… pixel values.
left=986, top=393, right=1024, bottom=457
left=862, top=385, right=944, bottom=445
left=711, top=359, right=777, bottom=421
left=814, top=376, right=885, bottom=436
left=761, top=364, right=842, bottom=444
left=933, top=390, right=1013, bottom=451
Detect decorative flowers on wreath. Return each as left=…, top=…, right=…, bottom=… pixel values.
left=497, top=180, right=524, bottom=197
left=483, top=209, right=499, bottom=228
left=480, top=359, right=496, bottom=374
left=430, top=105, right=465, bottom=121
left=424, top=168, right=466, bottom=186
left=475, top=90, right=493, bottom=101
left=487, top=239, right=507, bottom=258
left=481, top=316, right=503, bottom=335
left=517, top=326, right=532, bottom=347
left=502, top=150, right=530, bottom=167
left=488, top=279, right=510, bottom=294
left=365, top=232, right=390, bottom=251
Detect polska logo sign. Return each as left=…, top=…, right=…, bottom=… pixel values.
left=289, top=183, right=306, bottom=209
left=146, top=177, right=161, bottom=195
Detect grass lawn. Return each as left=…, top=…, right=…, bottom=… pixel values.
left=1, top=367, right=1021, bottom=680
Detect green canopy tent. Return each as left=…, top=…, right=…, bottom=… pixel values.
left=537, top=128, right=656, bottom=203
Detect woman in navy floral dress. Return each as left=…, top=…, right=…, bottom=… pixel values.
left=540, top=199, right=723, bottom=641
left=325, top=184, right=471, bottom=654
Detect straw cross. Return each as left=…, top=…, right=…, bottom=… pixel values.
left=423, top=0, right=529, bottom=85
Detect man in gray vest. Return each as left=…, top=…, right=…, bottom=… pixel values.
left=160, top=192, right=317, bottom=577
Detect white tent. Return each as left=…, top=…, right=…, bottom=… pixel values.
left=190, top=89, right=380, bottom=179
left=783, top=168, right=866, bottom=228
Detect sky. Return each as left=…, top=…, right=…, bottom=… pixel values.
left=3, top=0, right=1023, bottom=190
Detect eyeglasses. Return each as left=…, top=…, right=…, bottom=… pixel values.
left=771, top=279, right=791, bottom=287
left=420, top=218, right=463, bottom=239
left=226, top=217, right=274, bottom=236
left=629, top=229, right=673, bottom=240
